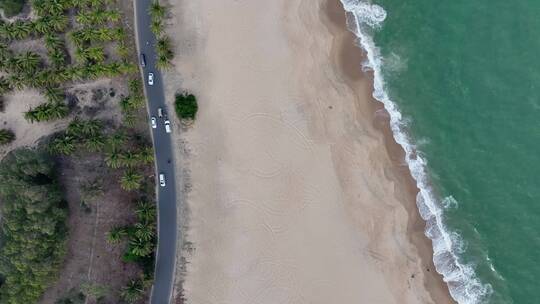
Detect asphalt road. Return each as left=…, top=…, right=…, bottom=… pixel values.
left=134, top=1, right=178, bottom=303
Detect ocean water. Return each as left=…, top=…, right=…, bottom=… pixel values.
left=340, top=0, right=540, bottom=303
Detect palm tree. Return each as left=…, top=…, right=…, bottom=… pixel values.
left=106, top=226, right=127, bottom=244
left=43, top=87, right=64, bottom=103
left=128, top=237, right=153, bottom=256
left=0, top=129, right=15, bottom=145
left=136, top=147, right=154, bottom=164
left=44, top=34, right=63, bottom=49
left=24, top=102, right=68, bottom=123
left=156, top=36, right=171, bottom=54
left=0, top=43, right=12, bottom=62
left=15, top=52, right=41, bottom=72
left=49, top=50, right=66, bottom=68
left=84, top=134, right=106, bottom=152
left=107, top=131, right=127, bottom=151
left=49, top=135, right=76, bottom=155
left=149, top=1, right=166, bottom=20
left=116, top=41, right=130, bottom=59
left=32, top=18, right=49, bottom=34
left=105, top=149, right=125, bottom=168
left=135, top=201, right=156, bottom=223
left=120, top=170, right=143, bottom=190
left=134, top=222, right=154, bottom=241
left=81, top=119, right=102, bottom=136
left=123, top=151, right=139, bottom=167
left=11, top=21, right=32, bottom=40
left=47, top=14, right=69, bottom=32
left=128, top=78, right=142, bottom=95
left=120, top=279, right=144, bottom=303
left=0, top=76, right=12, bottom=94
left=150, top=19, right=164, bottom=36
left=156, top=53, right=172, bottom=70
left=156, top=37, right=174, bottom=69
left=8, top=73, right=25, bottom=90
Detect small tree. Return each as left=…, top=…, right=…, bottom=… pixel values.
left=120, top=279, right=144, bottom=304
left=174, top=92, right=198, bottom=120
left=106, top=226, right=128, bottom=244
left=0, top=128, right=15, bottom=145
left=120, top=170, right=143, bottom=191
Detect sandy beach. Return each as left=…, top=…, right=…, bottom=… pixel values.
left=162, top=0, right=455, bottom=303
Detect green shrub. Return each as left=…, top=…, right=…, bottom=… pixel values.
left=0, top=0, right=25, bottom=17
left=174, top=92, right=197, bottom=120
left=0, top=128, right=15, bottom=145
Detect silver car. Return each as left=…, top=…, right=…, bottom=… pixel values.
left=164, top=119, right=171, bottom=133
left=159, top=173, right=166, bottom=187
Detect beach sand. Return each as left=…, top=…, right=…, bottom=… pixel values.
left=162, top=0, right=455, bottom=303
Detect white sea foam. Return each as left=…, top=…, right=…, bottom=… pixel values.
left=339, top=1, right=492, bottom=303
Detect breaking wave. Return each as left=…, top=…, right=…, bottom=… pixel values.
left=339, top=1, right=492, bottom=303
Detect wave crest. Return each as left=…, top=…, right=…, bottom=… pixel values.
left=339, top=1, right=492, bottom=303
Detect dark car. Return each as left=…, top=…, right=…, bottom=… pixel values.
left=140, top=54, right=146, bottom=67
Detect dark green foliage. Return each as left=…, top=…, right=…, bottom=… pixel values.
left=0, top=0, right=25, bottom=17
left=174, top=92, right=198, bottom=120
left=0, top=149, right=67, bottom=303
left=0, top=128, right=15, bottom=145
left=55, top=288, right=86, bottom=304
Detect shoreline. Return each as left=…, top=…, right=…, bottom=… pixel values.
left=321, top=1, right=455, bottom=303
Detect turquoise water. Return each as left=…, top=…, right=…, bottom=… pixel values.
left=341, top=1, right=540, bottom=303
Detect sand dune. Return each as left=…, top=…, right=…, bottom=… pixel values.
left=163, top=0, right=454, bottom=303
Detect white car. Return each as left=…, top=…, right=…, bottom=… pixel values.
left=164, top=119, right=171, bottom=133
left=151, top=116, right=157, bottom=129
left=159, top=173, right=166, bottom=187
left=157, top=107, right=163, bottom=118
left=148, top=72, right=154, bottom=86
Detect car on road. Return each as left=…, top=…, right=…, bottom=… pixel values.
left=151, top=116, right=157, bottom=129
left=159, top=173, right=166, bottom=187
left=140, top=54, right=146, bottom=67
left=164, top=119, right=171, bottom=133
left=148, top=72, right=154, bottom=86
left=158, top=107, right=163, bottom=118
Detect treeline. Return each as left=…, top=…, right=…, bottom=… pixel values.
left=108, top=200, right=156, bottom=303
left=0, top=149, right=67, bottom=303
left=149, top=1, right=173, bottom=69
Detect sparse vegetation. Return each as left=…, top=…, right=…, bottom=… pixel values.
left=174, top=92, right=198, bottom=120
left=0, top=149, right=67, bottom=303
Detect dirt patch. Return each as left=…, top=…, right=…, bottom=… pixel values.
left=39, top=152, right=142, bottom=304
left=0, top=79, right=125, bottom=159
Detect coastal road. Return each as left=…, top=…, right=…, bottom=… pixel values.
left=134, top=1, right=178, bottom=303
